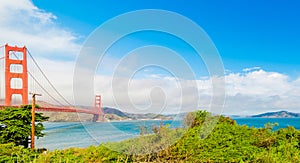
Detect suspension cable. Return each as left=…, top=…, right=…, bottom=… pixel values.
left=28, top=71, right=64, bottom=106
left=26, top=48, right=73, bottom=106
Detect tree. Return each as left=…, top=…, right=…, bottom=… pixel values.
left=0, top=105, right=48, bottom=148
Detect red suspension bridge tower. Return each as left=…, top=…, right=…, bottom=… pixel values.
left=4, top=44, right=28, bottom=106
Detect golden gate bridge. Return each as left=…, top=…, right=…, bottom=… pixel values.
left=0, top=44, right=104, bottom=122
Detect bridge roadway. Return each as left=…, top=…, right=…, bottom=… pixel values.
left=0, top=106, right=101, bottom=122
left=36, top=107, right=99, bottom=115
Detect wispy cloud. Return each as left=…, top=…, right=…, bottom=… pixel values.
left=0, top=0, right=81, bottom=59
left=242, top=66, right=261, bottom=72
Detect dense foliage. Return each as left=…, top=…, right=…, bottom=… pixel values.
left=1, top=110, right=300, bottom=162
left=0, top=143, right=39, bottom=163
left=0, top=105, right=48, bottom=148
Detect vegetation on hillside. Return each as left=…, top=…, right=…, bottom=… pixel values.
left=0, top=110, right=299, bottom=162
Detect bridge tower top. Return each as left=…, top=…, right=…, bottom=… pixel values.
left=5, top=44, right=28, bottom=106
left=94, top=95, right=101, bottom=112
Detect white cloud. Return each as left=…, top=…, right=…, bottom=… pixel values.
left=0, top=0, right=81, bottom=59
left=91, top=68, right=300, bottom=115
left=226, top=69, right=290, bottom=97
left=224, top=69, right=300, bottom=115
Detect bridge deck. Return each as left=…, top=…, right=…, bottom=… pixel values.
left=37, top=107, right=98, bottom=114
left=0, top=106, right=99, bottom=115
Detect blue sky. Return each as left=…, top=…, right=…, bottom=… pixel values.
left=32, top=0, right=300, bottom=77
left=0, top=0, right=300, bottom=115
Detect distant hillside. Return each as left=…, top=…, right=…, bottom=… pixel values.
left=251, top=110, right=300, bottom=118
left=104, top=107, right=175, bottom=120
left=103, top=107, right=130, bottom=118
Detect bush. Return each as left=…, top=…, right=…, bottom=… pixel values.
left=0, top=143, right=39, bottom=162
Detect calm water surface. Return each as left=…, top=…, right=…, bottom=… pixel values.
left=234, top=117, right=300, bottom=130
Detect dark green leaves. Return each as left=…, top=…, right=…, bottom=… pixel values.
left=0, top=105, right=48, bottom=146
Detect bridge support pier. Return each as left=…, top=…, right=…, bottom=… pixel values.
left=92, top=114, right=99, bottom=122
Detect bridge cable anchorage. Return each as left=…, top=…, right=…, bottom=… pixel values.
left=26, top=49, right=74, bottom=106
left=27, top=71, right=64, bottom=106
